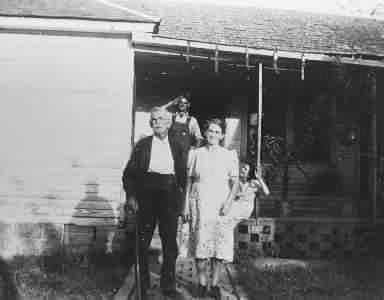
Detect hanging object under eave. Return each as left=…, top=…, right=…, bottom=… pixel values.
left=186, top=40, right=191, bottom=64
left=214, top=44, right=219, bottom=73
left=301, top=53, right=306, bottom=81
left=273, top=49, right=280, bottom=74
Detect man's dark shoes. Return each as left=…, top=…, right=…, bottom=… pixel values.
left=139, top=288, right=148, bottom=300
left=162, top=288, right=184, bottom=300
left=197, top=284, right=208, bottom=298
left=209, top=286, right=221, bottom=300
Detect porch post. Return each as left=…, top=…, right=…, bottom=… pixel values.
left=131, top=52, right=137, bottom=146
left=282, top=79, right=295, bottom=203
left=257, top=63, right=263, bottom=176
left=369, top=72, right=377, bottom=224
left=379, top=72, right=384, bottom=220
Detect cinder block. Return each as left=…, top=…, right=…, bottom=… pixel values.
left=234, top=249, right=249, bottom=264
left=250, top=233, right=260, bottom=243
left=41, top=223, right=62, bottom=241
left=63, top=224, right=96, bottom=248
left=15, top=223, right=43, bottom=239
left=234, top=218, right=276, bottom=259
left=237, top=223, right=249, bottom=234
left=237, top=233, right=251, bottom=243
left=260, top=234, right=272, bottom=243
left=257, top=218, right=275, bottom=226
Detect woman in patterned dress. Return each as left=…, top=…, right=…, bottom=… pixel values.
left=183, top=118, right=239, bottom=299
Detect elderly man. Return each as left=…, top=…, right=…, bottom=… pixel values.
left=122, top=107, right=187, bottom=299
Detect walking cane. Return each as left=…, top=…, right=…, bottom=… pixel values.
left=125, top=209, right=142, bottom=300
left=133, top=211, right=142, bottom=300
left=120, top=205, right=142, bottom=300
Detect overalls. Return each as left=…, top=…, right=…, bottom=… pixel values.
left=170, top=115, right=193, bottom=154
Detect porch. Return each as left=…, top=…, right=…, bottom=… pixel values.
left=133, top=34, right=384, bottom=221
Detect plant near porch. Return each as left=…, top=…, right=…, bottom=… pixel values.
left=249, top=104, right=343, bottom=217
left=250, top=131, right=315, bottom=216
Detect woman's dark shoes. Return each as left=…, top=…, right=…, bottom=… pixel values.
left=209, top=286, right=222, bottom=300
left=197, top=284, right=208, bottom=298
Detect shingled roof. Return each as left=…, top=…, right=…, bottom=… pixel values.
left=0, top=0, right=159, bottom=23
left=2, top=0, right=384, bottom=57
left=114, top=0, right=384, bottom=57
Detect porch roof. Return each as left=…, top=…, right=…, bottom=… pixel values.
left=114, top=0, right=384, bottom=58
left=133, top=33, right=384, bottom=69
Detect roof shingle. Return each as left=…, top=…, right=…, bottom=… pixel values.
left=117, top=0, right=384, bottom=56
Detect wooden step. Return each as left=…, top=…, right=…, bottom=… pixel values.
left=260, top=195, right=347, bottom=217
left=267, top=195, right=346, bottom=204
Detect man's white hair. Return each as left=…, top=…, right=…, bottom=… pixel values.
left=150, top=106, right=172, bottom=121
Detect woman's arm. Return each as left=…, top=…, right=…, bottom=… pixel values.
left=220, top=150, right=240, bottom=216
left=183, top=150, right=196, bottom=222
left=255, top=174, right=270, bottom=196
left=220, top=177, right=240, bottom=216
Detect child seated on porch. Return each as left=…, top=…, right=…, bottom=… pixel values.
left=231, top=162, right=270, bottom=220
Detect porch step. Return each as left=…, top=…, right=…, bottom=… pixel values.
left=268, top=164, right=342, bottom=195
left=259, top=195, right=346, bottom=217
left=270, top=189, right=322, bottom=197
left=269, top=181, right=343, bottom=197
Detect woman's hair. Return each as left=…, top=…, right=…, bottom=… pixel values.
left=240, top=160, right=256, bottom=181
left=201, top=118, right=226, bottom=147
left=203, top=118, right=226, bottom=135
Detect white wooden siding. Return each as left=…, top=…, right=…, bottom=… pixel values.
left=0, top=32, right=134, bottom=224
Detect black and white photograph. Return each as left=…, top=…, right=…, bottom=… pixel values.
left=0, top=0, right=384, bottom=299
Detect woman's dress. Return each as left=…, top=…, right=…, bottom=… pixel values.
left=187, top=146, right=239, bottom=261
left=230, top=180, right=257, bottom=220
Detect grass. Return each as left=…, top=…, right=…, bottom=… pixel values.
left=3, top=252, right=130, bottom=300
left=236, top=256, right=384, bottom=300
left=2, top=251, right=384, bottom=299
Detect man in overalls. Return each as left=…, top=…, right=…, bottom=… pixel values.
left=163, top=95, right=202, bottom=153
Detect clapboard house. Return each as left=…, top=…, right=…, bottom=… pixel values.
left=1, top=0, right=384, bottom=259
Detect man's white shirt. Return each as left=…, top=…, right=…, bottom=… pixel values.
left=148, top=135, right=175, bottom=174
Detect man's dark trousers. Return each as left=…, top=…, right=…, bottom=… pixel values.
left=135, top=173, right=179, bottom=292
